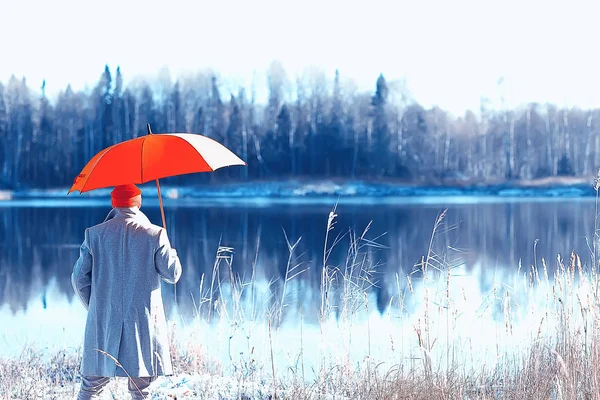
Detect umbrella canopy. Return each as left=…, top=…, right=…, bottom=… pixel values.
left=69, top=132, right=246, bottom=194
left=69, top=125, right=246, bottom=229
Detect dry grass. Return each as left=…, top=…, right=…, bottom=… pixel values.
left=4, top=200, right=600, bottom=399
left=0, top=348, right=80, bottom=399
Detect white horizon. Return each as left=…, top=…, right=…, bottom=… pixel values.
left=2, top=0, right=599, bottom=116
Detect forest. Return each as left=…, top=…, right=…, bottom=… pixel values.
left=0, top=62, right=594, bottom=189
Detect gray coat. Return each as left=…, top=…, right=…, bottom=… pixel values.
left=72, top=207, right=182, bottom=377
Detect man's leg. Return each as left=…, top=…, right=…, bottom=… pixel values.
left=77, top=376, right=110, bottom=400
left=128, top=376, right=156, bottom=400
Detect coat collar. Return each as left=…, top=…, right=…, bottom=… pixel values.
left=103, top=207, right=151, bottom=225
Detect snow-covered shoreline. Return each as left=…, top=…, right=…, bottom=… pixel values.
left=0, top=178, right=597, bottom=202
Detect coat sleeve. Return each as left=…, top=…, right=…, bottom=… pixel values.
left=72, top=229, right=93, bottom=310
left=154, top=228, right=182, bottom=284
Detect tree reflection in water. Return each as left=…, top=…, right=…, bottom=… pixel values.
left=0, top=198, right=594, bottom=325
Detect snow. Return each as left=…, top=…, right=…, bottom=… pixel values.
left=56, top=374, right=283, bottom=399
left=1, top=180, right=597, bottom=204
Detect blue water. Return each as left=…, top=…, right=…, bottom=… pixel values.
left=0, top=190, right=595, bottom=362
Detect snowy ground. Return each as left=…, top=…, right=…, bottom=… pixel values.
left=55, top=374, right=287, bottom=400
left=2, top=177, right=597, bottom=203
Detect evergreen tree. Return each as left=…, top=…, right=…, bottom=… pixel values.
left=0, top=83, right=7, bottom=186
left=557, top=153, right=574, bottom=176
left=123, top=88, right=135, bottom=139
left=38, top=80, right=55, bottom=186
left=137, top=84, right=157, bottom=137
left=276, top=104, right=292, bottom=174
left=209, top=76, right=226, bottom=144
left=266, top=61, right=287, bottom=130
left=169, top=82, right=186, bottom=133
left=6, top=77, right=34, bottom=187
left=237, top=88, right=249, bottom=180
left=55, top=84, right=83, bottom=180
left=226, top=94, right=243, bottom=159
left=112, top=66, right=125, bottom=143
left=327, top=69, right=346, bottom=175
left=92, top=65, right=113, bottom=151
left=370, top=74, right=390, bottom=176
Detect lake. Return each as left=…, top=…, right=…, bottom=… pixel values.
left=0, top=195, right=596, bottom=368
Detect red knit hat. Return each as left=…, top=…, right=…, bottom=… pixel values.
left=111, top=184, right=142, bottom=208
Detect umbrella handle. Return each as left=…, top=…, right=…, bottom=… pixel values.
left=156, top=179, right=167, bottom=231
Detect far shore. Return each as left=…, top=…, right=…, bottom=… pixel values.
left=0, top=176, right=597, bottom=202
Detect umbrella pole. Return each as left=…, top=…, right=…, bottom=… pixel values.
left=156, top=179, right=167, bottom=230
left=147, top=124, right=167, bottom=230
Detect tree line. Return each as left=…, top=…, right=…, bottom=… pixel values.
left=0, top=63, right=595, bottom=189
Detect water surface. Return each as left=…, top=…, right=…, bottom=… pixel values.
left=0, top=196, right=594, bottom=363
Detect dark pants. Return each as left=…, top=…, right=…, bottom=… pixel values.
left=76, top=375, right=156, bottom=400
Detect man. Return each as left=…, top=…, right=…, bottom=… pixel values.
left=72, top=184, right=182, bottom=400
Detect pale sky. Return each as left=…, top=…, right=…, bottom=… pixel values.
left=1, top=0, right=599, bottom=116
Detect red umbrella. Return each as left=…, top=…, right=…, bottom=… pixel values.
left=69, top=124, right=246, bottom=229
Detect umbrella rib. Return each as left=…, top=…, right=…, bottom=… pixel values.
left=79, top=144, right=118, bottom=193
